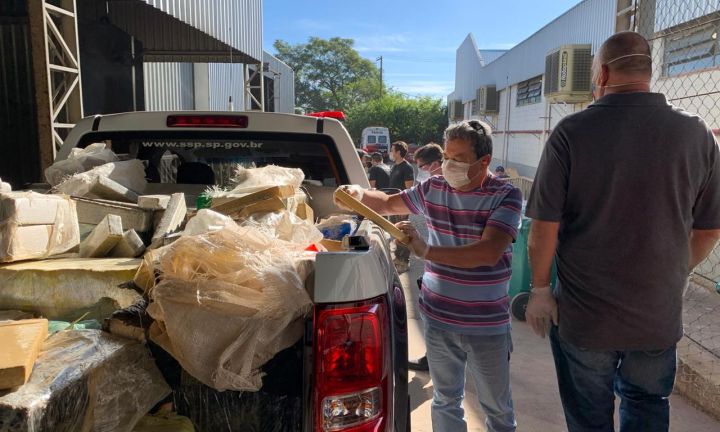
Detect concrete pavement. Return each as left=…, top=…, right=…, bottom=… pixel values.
left=400, top=256, right=720, bottom=432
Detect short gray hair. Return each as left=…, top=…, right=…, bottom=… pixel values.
left=444, top=120, right=493, bottom=158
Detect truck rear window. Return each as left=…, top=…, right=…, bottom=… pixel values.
left=75, top=131, right=348, bottom=188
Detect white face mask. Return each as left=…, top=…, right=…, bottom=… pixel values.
left=442, top=159, right=481, bottom=189
left=416, top=170, right=430, bottom=183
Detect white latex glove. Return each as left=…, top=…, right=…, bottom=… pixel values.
left=334, top=184, right=366, bottom=210
left=525, top=286, right=558, bottom=339
left=395, top=221, right=430, bottom=258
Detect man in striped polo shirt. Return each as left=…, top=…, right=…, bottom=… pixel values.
left=335, top=120, right=522, bottom=432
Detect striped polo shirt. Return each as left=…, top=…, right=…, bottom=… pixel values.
left=400, top=175, right=522, bottom=335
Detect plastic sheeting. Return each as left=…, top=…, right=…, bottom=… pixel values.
left=0, top=330, right=170, bottom=432
left=172, top=345, right=304, bottom=432
left=45, top=143, right=119, bottom=187
left=241, top=210, right=323, bottom=246
left=146, top=225, right=314, bottom=391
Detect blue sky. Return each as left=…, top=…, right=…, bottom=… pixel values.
left=264, top=0, right=583, bottom=99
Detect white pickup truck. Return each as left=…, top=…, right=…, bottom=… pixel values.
left=56, top=111, right=410, bottom=432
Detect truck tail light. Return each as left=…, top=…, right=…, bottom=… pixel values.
left=314, top=296, right=391, bottom=432
left=166, top=114, right=248, bottom=128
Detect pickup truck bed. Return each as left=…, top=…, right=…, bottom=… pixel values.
left=54, top=111, right=410, bottom=432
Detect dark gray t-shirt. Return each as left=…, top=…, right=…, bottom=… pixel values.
left=526, top=92, right=720, bottom=351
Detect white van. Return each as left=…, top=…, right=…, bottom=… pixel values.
left=361, top=126, right=390, bottom=153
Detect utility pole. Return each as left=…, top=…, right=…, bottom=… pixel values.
left=376, top=56, right=383, bottom=98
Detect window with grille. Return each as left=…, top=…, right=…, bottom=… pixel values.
left=663, top=23, right=720, bottom=77
left=516, top=76, right=543, bottom=106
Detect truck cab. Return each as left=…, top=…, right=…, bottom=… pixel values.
left=56, top=111, right=410, bottom=432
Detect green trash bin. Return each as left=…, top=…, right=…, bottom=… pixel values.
left=508, top=217, right=557, bottom=321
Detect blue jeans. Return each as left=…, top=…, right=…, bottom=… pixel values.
left=550, top=326, right=677, bottom=432
left=423, top=319, right=516, bottom=432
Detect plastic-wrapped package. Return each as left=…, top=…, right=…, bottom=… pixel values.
left=131, top=411, right=195, bottom=432
left=315, top=215, right=359, bottom=240
left=146, top=226, right=314, bottom=391
left=242, top=210, right=323, bottom=246
left=0, top=330, right=170, bottom=432
left=55, top=160, right=147, bottom=198
left=181, top=209, right=235, bottom=236
left=0, top=192, right=80, bottom=263
left=0, top=258, right=142, bottom=321
left=44, top=143, right=119, bottom=186
left=229, top=165, right=304, bottom=192
left=172, top=341, right=304, bottom=432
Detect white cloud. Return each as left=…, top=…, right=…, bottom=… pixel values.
left=393, top=80, right=455, bottom=97
left=354, top=33, right=411, bottom=53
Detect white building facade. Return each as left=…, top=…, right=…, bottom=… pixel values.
left=449, top=0, right=720, bottom=178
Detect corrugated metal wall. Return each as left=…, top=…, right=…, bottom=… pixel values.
left=263, top=51, right=295, bottom=113
left=141, top=0, right=263, bottom=62
left=207, top=63, right=245, bottom=111
left=143, top=63, right=195, bottom=110
left=0, top=1, right=41, bottom=187
left=452, top=0, right=615, bottom=102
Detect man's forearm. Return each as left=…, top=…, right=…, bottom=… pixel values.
left=689, top=229, right=720, bottom=271
left=528, top=220, right=560, bottom=287
left=361, top=189, right=411, bottom=216
left=425, top=242, right=502, bottom=268
left=423, top=227, right=513, bottom=269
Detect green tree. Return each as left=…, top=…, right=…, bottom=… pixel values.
left=273, top=37, right=381, bottom=112
left=346, top=93, right=448, bottom=147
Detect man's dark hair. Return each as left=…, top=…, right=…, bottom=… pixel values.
left=391, top=141, right=409, bottom=158
left=444, top=120, right=493, bottom=159
left=371, top=152, right=384, bottom=163
left=414, top=143, right=443, bottom=165
left=599, top=31, right=652, bottom=75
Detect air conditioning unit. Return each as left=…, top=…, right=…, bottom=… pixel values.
left=448, top=100, right=464, bottom=121
left=476, top=86, right=499, bottom=113
left=544, top=44, right=592, bottom=103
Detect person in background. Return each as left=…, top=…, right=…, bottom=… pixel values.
left=357, top=149, right=371, bottom=172
left=388, top=141, right=416, bottom=273
left=494, top=165, right=510, bottom=179
left=525, top=31, right=720, bottom=432
left=407, top=142, right=444, bottom=372
left=368, top=152, right=391, bottom=189
left=334, top=121, right=521, bottom=431
left=414, top=143, right=444, bottom=184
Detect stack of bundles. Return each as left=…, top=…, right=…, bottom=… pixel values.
left=0, top=330, right=170, bottom=432
left=0, top=192, right=80, bottom=263
left=209, top=165, right=315, bottom=225
left=145, top=217, right=315, bottom=391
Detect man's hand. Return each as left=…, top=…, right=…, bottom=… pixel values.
left=396, top=221, right=429, bottom=258
left=333, top=185, right=366, bottom=210
left=525, top=286, right=558, bottom=338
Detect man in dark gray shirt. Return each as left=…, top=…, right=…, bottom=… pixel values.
left=525, top=31, right=720, bottom=432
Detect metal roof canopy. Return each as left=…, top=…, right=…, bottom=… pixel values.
left=103, top=0, right=260, bottom=63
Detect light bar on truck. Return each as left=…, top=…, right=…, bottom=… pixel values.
left=166, top=115, right=249, bottom=128
left=306, top=111, right=347, bottom=121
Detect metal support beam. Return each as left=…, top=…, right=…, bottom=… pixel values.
left=244, top=63, right=264, bottom=111
left=27, top=0, right=83, bottom=171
